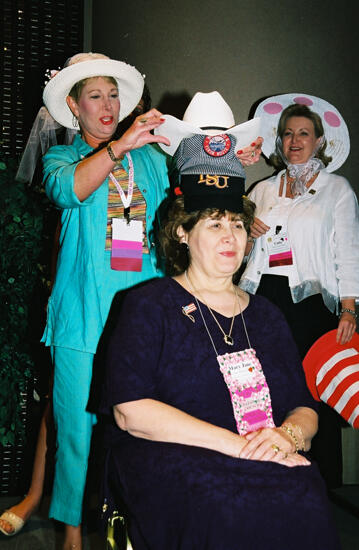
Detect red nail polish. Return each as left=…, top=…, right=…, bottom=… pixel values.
left=238, top=149, right=243, bottom=154
left=251, top=142, right=256, bottom=147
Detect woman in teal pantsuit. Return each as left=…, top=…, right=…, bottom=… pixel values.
left=41, top=52, right=170, bottom=550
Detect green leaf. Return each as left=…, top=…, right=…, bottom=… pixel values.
left=0, top=154, right=55, bottom=448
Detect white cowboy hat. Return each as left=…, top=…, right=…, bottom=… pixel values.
left=43, top=52, right=144, bottom=129
left=154, top=91, right=261, bottom=156
left=254, top=93, right=350, bottom=173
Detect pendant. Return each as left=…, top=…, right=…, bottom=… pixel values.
left=224, top=334, right=234, bottom=346
left=124, top=206, right=131, bottom=225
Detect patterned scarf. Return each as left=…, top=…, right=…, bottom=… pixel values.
left=275, top=135, right=325, bottom=197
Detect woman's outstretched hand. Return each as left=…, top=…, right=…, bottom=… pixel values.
left=236, top=136, right=263, bottom=166
left=117, top=108, right=171, bottom=153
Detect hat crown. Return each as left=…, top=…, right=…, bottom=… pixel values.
left=183, top=91, right=235, bottom=130
left=66, top=52, right=109, bottom=66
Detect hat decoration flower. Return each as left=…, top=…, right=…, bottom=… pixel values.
left=44, top=68, right=61, bottom=86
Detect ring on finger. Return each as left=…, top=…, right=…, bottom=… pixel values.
left=251, top=151, right=255, bottom=157
left=271, top=444, right=280, bottom=454
left=139, top=118, right=147, bottom=123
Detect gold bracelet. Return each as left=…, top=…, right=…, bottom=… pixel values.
left=280, top=424, right=299, bottom=453
left=291, top=423, right=305, bottom=451
left=106, top=141, right=124, bottom=162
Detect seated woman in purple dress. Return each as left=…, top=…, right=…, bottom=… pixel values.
left=100, top=173, right=340, bottom=549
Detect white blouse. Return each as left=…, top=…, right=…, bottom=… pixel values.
left=240, top=169, right=359, bottom=313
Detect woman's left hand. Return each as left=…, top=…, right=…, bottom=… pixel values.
left=236, top=136, right=263, bottom=166
left=336, top=312, right=357, bottom=344
left=239, top=427, right=310, bottom=467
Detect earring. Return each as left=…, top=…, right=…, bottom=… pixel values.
left=180, top=242, right=189, bottom=252
left=72, top=115, right=79, bottom=128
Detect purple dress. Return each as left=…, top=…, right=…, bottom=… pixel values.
left=100, top=277, right=340, bottom=550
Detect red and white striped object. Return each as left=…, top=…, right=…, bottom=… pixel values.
left=303, top=330, right=359, bottom=428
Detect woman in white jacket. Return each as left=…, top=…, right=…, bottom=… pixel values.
left=240, top=93, right=359, bottom=489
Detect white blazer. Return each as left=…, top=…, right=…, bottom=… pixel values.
left=240, top=169, right=359, bottom=313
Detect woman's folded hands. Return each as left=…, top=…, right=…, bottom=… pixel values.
left=239, top=427, right=311, bottom=467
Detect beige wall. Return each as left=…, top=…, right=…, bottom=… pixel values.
left=92, top=0, right=358, bottom=194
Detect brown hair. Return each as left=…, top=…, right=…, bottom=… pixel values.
left=270, top=103, right=332, bottom=169
left=160, top=196, right=255, bottom=276
left=68, top=76, right=118, bottom=102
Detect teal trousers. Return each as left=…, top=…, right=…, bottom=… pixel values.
left=49, top=347, right=96, bottom=526
left=48, top=254, right=159, bottom=526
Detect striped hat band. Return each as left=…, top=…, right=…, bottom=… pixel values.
left=303, top=330, right=359, bottom=428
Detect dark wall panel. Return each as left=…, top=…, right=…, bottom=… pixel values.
left=92, top=0, right=359, bottom=193
left=0, top=0, right=84, bottom=157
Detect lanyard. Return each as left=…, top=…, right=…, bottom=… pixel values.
left=270, top=174, right=293, bottom=234
left=108, top=152, right=134, bottom=219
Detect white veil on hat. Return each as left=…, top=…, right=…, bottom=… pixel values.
left=16, top=107, right=77, bottom=183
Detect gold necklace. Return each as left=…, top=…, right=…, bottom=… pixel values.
left=185, top=271, right=237, bottom=346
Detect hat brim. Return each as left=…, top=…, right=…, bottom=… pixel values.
left=154, top=115, right=261, bottom=156
left=254, top=93, right=350, bottom=172
left=43, top=59, right=144, bottom=129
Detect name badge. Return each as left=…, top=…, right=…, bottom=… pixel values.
left=267, top=225, right=293, bottom=267
left=217, top=348, right=275, bottom=435
left=111, top=218, right=143, bottom=272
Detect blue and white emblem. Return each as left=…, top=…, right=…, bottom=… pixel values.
left=203, top=134, right=231, bottom=157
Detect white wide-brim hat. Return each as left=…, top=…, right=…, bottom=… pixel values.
left=43, top=55, right=144, bottom=129
left=154, top=91, right=261, bottom=156
left=254, top=93, right=350, bottom=173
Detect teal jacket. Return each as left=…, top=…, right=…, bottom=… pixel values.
left=41, top=135, right=169, bottom=353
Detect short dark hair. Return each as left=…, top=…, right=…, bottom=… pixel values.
left=270, top=103, right=332, bottom=169
left=160, top=196, right=255, bottom=275
left=131, top=82, right=152, bottom=116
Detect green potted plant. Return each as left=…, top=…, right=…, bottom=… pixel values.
left=0, top=155, right=52, bottom=450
